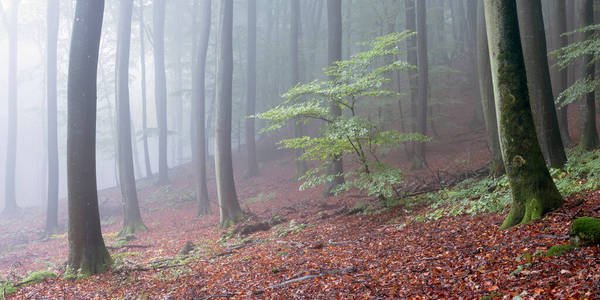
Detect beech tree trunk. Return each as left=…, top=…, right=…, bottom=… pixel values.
left=291, top=0, right=308, bottom=177
left=578, top=0, right=599, bottom=150
left=153, top=0, right=169, bottom=184
left=413, top=0, right=428, bottom=169
left=323, top=0, right=344, bottom=197
left=116, top=0, right=146, bottom=236
left=45, top=0, right=59, bottom=234
left=476, top=1, right=504, bottom=177
left=483, top=0, right=563, bottom=229
left=516, top=0, right=566, bottom=168
left=245, top=0, right=259, bottom=177
left=67, top=0, right=112, bottom=274
left=138, top=0, right=152, bottom=179
left=405, top=0, right=418, bottom=160
left=193, top=0, right=212, bottom=216
left=550, top=0, right=572, bottom=146
left=215, top=0, right=243, bottom=226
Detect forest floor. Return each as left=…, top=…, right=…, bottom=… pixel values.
left=1, top=99, right=600, bottom=298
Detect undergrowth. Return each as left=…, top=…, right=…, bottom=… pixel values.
left=408, top=149, right=600, bottom=222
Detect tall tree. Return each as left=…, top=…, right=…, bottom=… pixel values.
left=467, top=0, right=484, bottom=127
left=215, top=0, right=243, bottom=226
left=138, top=0, right=152, bottom=178
left=322, top=0, right=344, bottom=197
left=483, top=0, right=563, bottom=229
left=550, top=0, right=572, bottom=146
left=153, top=0, right=169, bottom=184
left=516, top=0, right=566, bottom=168
left=45, top=0, right=60, bottom=234
left=413, top=0, right=428, bottom=169
left=291, top=0, right=308, bottom=177
left=405, top=0, right=418, bottom=159
left=116, top=0, right=146, bottom=236
left=245, top=0, right=259, bottom=177
left=193, top=0, right=212, bottom=216
left=577, top=0, right=599, bottom=150
left=1, top=0, right=19, bottom=214
left=67, top=0, right=112, bottom=274
left=476, top=1, right=504, bottom=177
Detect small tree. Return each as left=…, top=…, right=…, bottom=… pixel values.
left=257, top=32, right=428, bottom=202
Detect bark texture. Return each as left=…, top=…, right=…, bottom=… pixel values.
left=405, top=0, right=418, bottom=159
left=413, top=0, right=428, bottom=169
left=245, top=0, right=259, bottom=177
left=45, top=0, right=59, bottom=234
left=153, top=0, right=169, bottom=184
left=578, top=0, right=599, bottom=150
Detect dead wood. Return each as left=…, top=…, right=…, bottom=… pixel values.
left=107, top=244, right=151, bottom=250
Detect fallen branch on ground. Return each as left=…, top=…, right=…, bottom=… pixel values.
left=107, top=244, right=151, bottom=250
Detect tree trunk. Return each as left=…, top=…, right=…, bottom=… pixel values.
left=413, top=0, right=428, bottom=169
left=153, top=0, right=169, bottom=184
left=291, top=0, right=308, bottom=177
left=483, top=0, right=563, bottom=229
left=138, top=0, right=152, bottom=179
left=476, top=1, right=504, bottom=177
left=516, top=0, right=566, bottom=168
left=245, top=0, right=259, bottom=177
left=193, top=0, right=212, bottom=216
left=45, top=0, right=59, bottom=234
left=405, top=0, right=418, bottom=160
left=578, top=0, right=599, bottom=150
left=116, top=0, right=146, bottom=236
left=215, top=0, right=243, bottom=226
left=467, top=0, right=484, bottom=127
left=549, top=0, right=572, bottom=147
left=322, top=0, right=344, bottom=198
left=67, top=0, right=112, bottom=274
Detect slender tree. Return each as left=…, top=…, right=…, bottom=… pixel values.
left=323, top=0, right=344, bottom=197
left=476, top=1, right=504, bottom=177
left=516, top=0, right=566, bottom=168
left=413, top=0, right=428, bottom=169
left=193, top=0, right=212, bottom=216
left=67, top=0, right=112, bottom=274
left=116, top=0, right=146, bottom=236
left=139, top=0, right=152, bottom=178
left=577, top=0, right=599, bottom=150
left=245, top=0, right=259, bottom=177
left=153, top=0, right=169, bottom=184
left=405, top=0, right=418, bottom=159
left=45, top=0, right=60, bottom=234
left=215, top=0, right=243, bottom=226
left=483, top=0, right=563, bottom=229
left=291, top=0, right=308, bottom=177
left=0, top=0, right=19, bottom=214
left=550, top=0, right=572, bottom=146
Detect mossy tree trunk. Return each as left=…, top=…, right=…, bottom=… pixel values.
left=193, top=0, right=211, bottom=216
left=476, top=2, right=504, bottom=177
left=116, top=0, right=146, bottom=236
left=483, top=0, right=563, bottom=229
left=516, top=0, right=566, bottom=168
left=67, top=0, right=111, bottom=274
left=577, top=0, right=599, bottom=151
left=215, top=0, right=243, bottom=226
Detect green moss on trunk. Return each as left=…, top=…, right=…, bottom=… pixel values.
left=118, top=220, right=147, bottom=237
left=570, top=217, right=600, bottom=247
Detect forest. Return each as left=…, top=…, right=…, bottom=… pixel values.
left=0, top=0, right=599, bottom=298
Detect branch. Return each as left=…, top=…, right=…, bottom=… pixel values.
left=106, top=244, right=152, bottom=250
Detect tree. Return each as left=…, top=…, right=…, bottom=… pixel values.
left=215, top=0, right=243, bottom=226
left=245, top=0, right=259, bottom=177
left=483, top=0, right=563, bottom=229
left=322, top=0, right=344, bottom=197
left=45, top=0, right=59, bottom=234
left=153, top=0, right=169, bottom=184
left=67, top=0, right=112, bottom=274
left=0, top=0, right=19, bottom=214
left=413, top=0, right=428, bottom=169
left=193, top=0, right=212, bottom=216
left=139, top=0, right=152, bottom=179
left=476, top=1, right=504, bottom=177
left=116, top=0, right=146, bottom=236
left=404, top=0, right=418, bottom=159
left=576, top=0, right=598, bottom=150
left=516, top=0, right=566, bottom=168
left=290, top=0, right=308, bottom=177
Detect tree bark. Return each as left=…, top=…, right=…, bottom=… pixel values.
left=322, top=0, right=344, bottom=197
left=138, top=0, right=152, bottom=179
left=516, top=0, right=566, bottom=168
left=476, top=1, right=504, bottom=177
left=215, top=0, right=243, bottom=226
left=245, top=0, right=259, bottom=177
left=45, top=0, right=59, bottom=234
left=483, top=0, right=563, bottom=229
left=413, top=0, right=428, bottom=169
left=405, top=0, right=418, bottom=160
left=67, top=0, right=112, bottom=274
left=291, top=0, right=308, bottom=178
left=153, top=0, right=169, bottom=184
left=193, top=0, right=212, bottom=216
left=467, top=0, right=484, bottom=127
left=577, top=0, right=599, bottom=150
left=116, top=0, right=146, bottom=236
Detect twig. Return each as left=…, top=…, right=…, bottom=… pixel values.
left=106, top=244, right=151, bottom=250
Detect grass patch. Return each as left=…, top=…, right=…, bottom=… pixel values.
left=545, top=244, right=574, bottom=257
left=245, top=192, right=277, bottom=204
